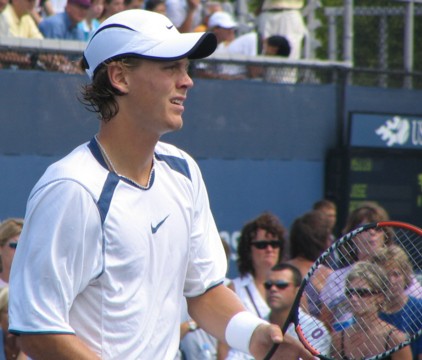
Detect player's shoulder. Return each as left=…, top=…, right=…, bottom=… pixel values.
left=155, top=141, right=200, bottom=179
left=31, top=142, right=107, bottom=196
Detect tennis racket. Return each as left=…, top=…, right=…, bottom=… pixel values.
left=264, top=221, right=422, bottom=360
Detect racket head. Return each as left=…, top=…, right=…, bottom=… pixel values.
left=274, top=221, right=422, bottom=360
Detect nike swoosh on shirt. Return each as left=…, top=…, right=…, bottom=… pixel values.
left=151, top=215, right=170, bottom=234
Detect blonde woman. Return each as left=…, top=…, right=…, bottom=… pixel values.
left=330, top=261, right=412, bottom=360
left=0, top=219, right=23, bottom=288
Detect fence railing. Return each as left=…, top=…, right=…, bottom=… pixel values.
left=1, top=36, right=422, bottom=89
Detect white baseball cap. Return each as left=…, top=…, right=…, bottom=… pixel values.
left=83, top=9, right=217, bottom=79
left=208, top=11, right=238, bottom=29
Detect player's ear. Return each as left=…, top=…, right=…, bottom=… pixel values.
left=107, top=62, right=129, bottom=94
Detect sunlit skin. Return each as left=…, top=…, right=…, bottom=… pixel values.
left=331, top=278, right=412, bottom=360
left=114, top=59, right=193, bottom=137
left=266, top=269, right=297, bottom=316
left=96, top=58, right=193, bottom=186
left=251, top=229, right=280, bottom=272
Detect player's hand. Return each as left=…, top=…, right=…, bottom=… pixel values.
left=249, top=324, right=316, bottom=360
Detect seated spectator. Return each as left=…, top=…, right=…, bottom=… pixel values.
left=0, top=219, right=23, bottom=289
left=166, top=0, right=201, bottom=33
left=266, top=263, right=331, bottom=355
left=201, top=11, right=258, bottom=79
left=286, top=210, right=333, bottom=318
left=192, top=1, right=221, bottom=32
left=144, top=0, right=166, bottom=15
left=98, top=0, right=124, bottom=22
left=330, top=261, right=412, bottom=360
left=78, top=0, right=103, bottom=40
left=39, top=0, right=90, bottom=40
left=30, top=0, right=54, bottom=25
left=2, top=0, right=43, bottom=38
left=123, top=0, right=141, bottom=10
left=218, top=212, right=287, bottom=359
left=0, top=0, right=9, bottom=36
left=373, top=245, right=422, bottom=359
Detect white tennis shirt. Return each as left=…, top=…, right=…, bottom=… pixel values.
left=9, top=139, right=226, bottom=359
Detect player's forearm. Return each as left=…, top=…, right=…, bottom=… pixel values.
left=186, top=284, right=245, bottom=342
left=19, top=334, right=100, bottom=360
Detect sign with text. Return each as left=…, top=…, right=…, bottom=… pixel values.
left=350, top=112, right=422, bottom=149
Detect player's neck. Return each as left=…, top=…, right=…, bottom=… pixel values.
left=96, top=126, right=156, bottom=187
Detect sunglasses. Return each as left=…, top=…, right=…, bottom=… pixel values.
left=8, top=242, right=18, bottom=249
left=345, top=288, right=380, bottom=298
left=264, top=280, right=291, bottom=290
left=251, top=240, right=281, bottom=250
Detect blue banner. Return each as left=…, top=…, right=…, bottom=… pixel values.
left=350, top=112, right=422, bottom=149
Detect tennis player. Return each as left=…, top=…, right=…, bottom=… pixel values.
left=8, top=10, right=313, bottom=359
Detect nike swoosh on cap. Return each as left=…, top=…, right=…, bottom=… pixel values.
left=151, top=215, right=170, bottom=234
left=166, top=25, right=174, bottom=29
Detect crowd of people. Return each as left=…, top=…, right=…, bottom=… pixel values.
left=0, top=7, right=420, bottom=360
left=0, top=0, right=308, bottom=81
left=1, top=199, right=421, bottom=359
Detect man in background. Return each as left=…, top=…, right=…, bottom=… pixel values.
left=39, top=0, right=90, bottom=40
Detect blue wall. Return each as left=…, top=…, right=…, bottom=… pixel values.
left=1, top=69, right=421, bottom=277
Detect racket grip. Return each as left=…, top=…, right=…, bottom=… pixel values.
left=263, top=344, right=279, bottom=360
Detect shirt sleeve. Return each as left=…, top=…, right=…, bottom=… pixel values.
left=183, top=159, right=227, bottom=298
left=9, top=179, right=103, bottom=334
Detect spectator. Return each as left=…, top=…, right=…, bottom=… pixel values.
left=0, top=0, right=8, bottom=36
left=218, top=212, right=287, bottom=359
left=0, top=219, right=23, bottom=288
left=373, top=245, right=422, bottom=359
left=330, top=261, right=412, bottom=360
left=256, top=0, right=307, bottom=60
left=123, top=0, right=141, bottom=10
left=319, top=202, right=393, bottom=332
left=313, top=199, right=337, bottom=240
left=39, top=0, right=90, bottom=40
left=286, top=210, right=333, bottom=318
left=2, top=0, right=43, bottom=38
left=8, top=10, right=312, bottom=360
left=251, top=34, right=296, bottom=83
left=98, top=0, right=124, bottom=22
left=30, top=0, right=54, bottom=26
left=78, top=0, right=103, bottom=40
left=144, top=0, right=166, bottom=14
left=265, top=263, right=331, bottom=355
left=0, top=287, right=27, bottom=360
left=193, top=1, right=222, bottom=32
left=202, top=11, right=258, bottom=79
left=166, top=0, right=201, bottom=33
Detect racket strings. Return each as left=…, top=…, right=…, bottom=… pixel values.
left=296, top=224, right=422, bottom=359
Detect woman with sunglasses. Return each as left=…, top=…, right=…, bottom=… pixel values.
left=0, top=219, right=23, bottom=289
left=217, top=212, right=286, bottom=360
left=330, top=261, right=412, bottom=360
left=320, top=202, right=391, bottom=332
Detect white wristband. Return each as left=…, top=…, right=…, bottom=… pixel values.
left=225, top=311, right=269, bottom=355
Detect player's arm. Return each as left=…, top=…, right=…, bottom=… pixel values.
left=187, top=284, right=314, bottom=360
left=18, top=334, right=100, bottom=360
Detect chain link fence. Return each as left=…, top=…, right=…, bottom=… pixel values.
left=1, top=0, right=422, bottom=88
